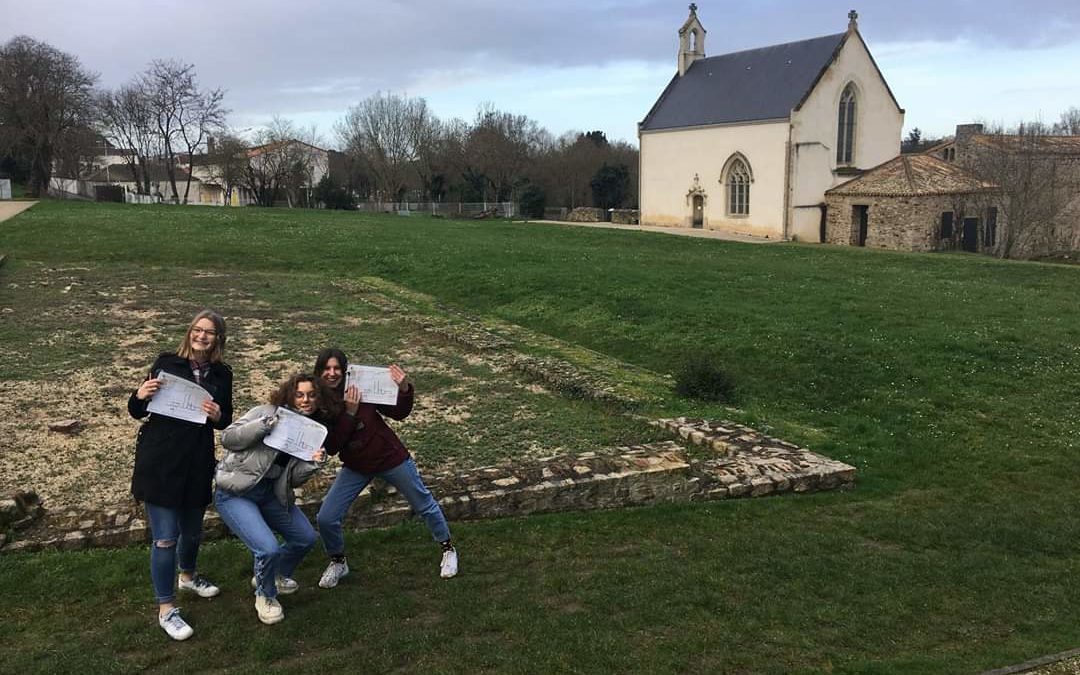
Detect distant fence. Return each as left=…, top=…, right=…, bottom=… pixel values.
left=48, top=177, right=95, bottom=201
left=48, top=178, right=161, bottom=204
left=354, top=201, right=518, bottom=218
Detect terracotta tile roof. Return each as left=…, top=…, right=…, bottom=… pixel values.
left=826, top=154, right=998, bottom=197
left=247, top=138, right=327, bottom=157
left=971, top=134, right=1080, bottom=155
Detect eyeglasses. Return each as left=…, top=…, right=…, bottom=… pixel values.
left=295, top=392, right=319, bottom=400
left=191, top=327, right=218, bottom=337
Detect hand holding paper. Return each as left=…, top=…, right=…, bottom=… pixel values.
left=345, top=365, right=400, bottom=406
left=264, top=407, right=328, bottom=461
left=146, top=372, right=212, bottom=424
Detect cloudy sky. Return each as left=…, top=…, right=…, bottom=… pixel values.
left=3, top=0, right=1079, bottom=146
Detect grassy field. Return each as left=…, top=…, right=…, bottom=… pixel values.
left=1, top=200, right=1079, bottom=673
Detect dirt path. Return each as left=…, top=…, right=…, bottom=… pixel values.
left=0, top=201, right=37, bottom=222
left=518, top=219, right=782, bottom=244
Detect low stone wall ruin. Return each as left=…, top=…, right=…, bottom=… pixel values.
left=1, top=418, right=854, bottom=554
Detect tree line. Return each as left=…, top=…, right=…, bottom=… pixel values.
left=0, top=35, right=639, bottom=212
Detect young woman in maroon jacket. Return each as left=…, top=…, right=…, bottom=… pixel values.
left=312, top=348, right=457, bottom=588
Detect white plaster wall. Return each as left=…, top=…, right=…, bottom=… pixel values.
left=788, top=32, right=903, bottom=241
left=639, top=121, right=789, bottom=238
left=790, top=33, right=907, bottom=199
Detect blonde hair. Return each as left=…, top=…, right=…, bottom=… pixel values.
left=177, top=309, right=226, bottom=363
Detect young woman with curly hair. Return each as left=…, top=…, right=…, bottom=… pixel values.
left=214, top=373, right=351, bottom=625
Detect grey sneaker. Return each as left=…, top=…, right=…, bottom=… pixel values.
left=254, top=595, right=284, bottom=625
left=250, top=575, right=299, bottom=595
left=318, top=560, right=349, bottom=589
left=177, top=574, right=220, bottom=598
left=158, top=607, right=194, bottom=641
left=440, top=548, right=458, bottom=579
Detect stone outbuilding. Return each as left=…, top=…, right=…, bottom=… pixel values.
left=824, top=154, right=1001, bottom=252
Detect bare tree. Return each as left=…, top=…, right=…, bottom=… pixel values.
left=204, top=133, right=249, bottom=205
left=466, top=104, right=545, bottom=205
left=338, top=92, right=428, bottom=207
left=177, top=85, right=226, bottom=204
left=98, top=83, right=160, bottom=194
left=0, top=35, right=97, bottom=196
left=1053, top=107, right=1080, bottom=136
left=140, top=60, right=225, bottom=203
left=965, top=123, right=1080, bottom=258
left=242, top=118, right=325, bottom=207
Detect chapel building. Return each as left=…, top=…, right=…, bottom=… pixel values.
left=638, top=5, right=904, bottom=241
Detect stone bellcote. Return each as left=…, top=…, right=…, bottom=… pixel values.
left=678, top=3, right=706, bottom=77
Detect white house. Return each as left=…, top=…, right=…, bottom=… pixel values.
left=639, top=6, right=904, bottom=241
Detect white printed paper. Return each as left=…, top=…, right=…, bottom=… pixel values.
left=264, top=407, right=327, bottom=461
left=345, top=365, right=399, bottom=406
left=146, top=371, right=212, bottom=424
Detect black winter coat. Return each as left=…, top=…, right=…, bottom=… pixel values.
left=128, top=353, right=233, bottom=508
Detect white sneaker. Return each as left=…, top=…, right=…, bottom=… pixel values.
left=250, top=575, right=299, bottom=595
left=254, top=595, right=284, bottom=625
left=318, top=560, right=349, bottom=589
left=177, top=574, right=220, bottom=598
left=440, top=548, right=458, bottom=579
left=158, top=608, right=194, bottom=641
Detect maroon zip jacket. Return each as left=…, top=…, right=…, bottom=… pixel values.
left=328, top=384, right=414, bottom=474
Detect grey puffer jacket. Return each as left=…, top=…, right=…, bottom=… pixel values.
left=216, top=404, right=322, bottom=506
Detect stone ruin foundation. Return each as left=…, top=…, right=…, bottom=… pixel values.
left=1, top=417, right=854, bottom=554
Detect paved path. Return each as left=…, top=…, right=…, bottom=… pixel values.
left=517, top=219, right=782, bottom=244
left=0, top=201, right=36, bottom=222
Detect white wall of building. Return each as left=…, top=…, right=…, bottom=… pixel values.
left=639, top=120, right=790, bottom=238
left=788, top=35, right=903, bottom=241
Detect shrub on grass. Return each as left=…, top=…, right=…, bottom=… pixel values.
left=675, top=353, right=739, bottom=403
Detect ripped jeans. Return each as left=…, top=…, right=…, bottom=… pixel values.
left=144, top=502, right=206, bottom=605
left=214, top=478, right=317, bottom=599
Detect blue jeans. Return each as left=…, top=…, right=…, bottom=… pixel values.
left=145, top=502, right=206, bottom=605
left=317, top=458, right=451, bottom=557
left=214, top=479, right=317, bottom=598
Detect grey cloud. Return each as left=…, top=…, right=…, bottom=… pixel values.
left=1, top=0, right=1077, bottom=125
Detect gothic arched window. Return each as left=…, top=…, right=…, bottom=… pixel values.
left=837, top=84, right=857, bottom=165
left=727, top=158, right=751, bottom=216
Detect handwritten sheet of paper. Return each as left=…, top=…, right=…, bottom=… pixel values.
left=264, top=407, right=327, bottom=461
left=146, top=371, right=212, bottom=424
left=345, top=365, right=399, bottom=406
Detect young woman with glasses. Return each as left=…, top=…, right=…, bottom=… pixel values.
left=214, top=373, right=353, bottom=625
left=128, top=309, right=233, bottom=641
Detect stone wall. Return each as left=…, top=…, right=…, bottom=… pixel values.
left=610, top=209, right=640, bottom=225
left=2, top=422, right=855, bottom=554
left=825, top=192, right=1001, bottom=253
left=566, top=207, right=606, bottom=223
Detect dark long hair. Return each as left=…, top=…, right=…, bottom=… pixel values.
left=313, top=347, right=349, bottom=394
left=269, top=373, right=341, bottom=420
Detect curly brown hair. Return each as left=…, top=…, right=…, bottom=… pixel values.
left=268, top=373, right=341, bottom=419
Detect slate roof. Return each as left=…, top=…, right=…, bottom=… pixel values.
left=826, top=154, right=998, bottom=197
left=640, top=32, right=850, bottom=131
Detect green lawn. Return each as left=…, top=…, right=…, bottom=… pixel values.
left=2, top=200, right=1079, bottom=673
